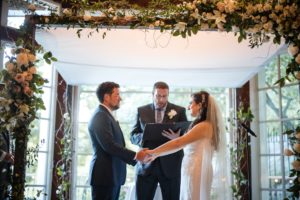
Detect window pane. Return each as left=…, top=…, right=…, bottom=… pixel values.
left=77, top=123, right=92, bottom=154
left=261, top=190, right=284, bottom=200
left=79, top=92, right=98, bottom=122
left=25, top=186, right=47, bottom=200
left=29, top=119, right=50, bottom=151
left=76, top=187, right=91, bottom=200
left=37, top=87, right=52, bottom=119
left=76, top=155, right=92, bottom=185
left=258, top=56, right=279, bottom=87
left=281, top=85, right=300, bottom=119
left=280, top=53, right=296, bottom=83
left=26, top=152, right=48, bottom=185
left=261, top=156, right=283, bottom=189
left=38, top=62, right=53, bottom=87
left=259, top=89, right=280, bottom=121
left=259, top=122, right=282, bottom=154
left=118, top=92, right=152, bottom=123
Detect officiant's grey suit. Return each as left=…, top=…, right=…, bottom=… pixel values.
left=88, top=105, right=136, bottom=199
left=131, top=102, right=187, bottom=200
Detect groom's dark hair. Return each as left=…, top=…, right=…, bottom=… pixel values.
left=96, top=81, right=120, bottom=103
left=152, top=81, right=169, bottom=94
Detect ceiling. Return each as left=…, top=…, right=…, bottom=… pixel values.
left=35, top=27, right=285, bottom=88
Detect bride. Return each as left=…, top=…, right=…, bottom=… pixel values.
left=144, top=91, right=230, bottom=200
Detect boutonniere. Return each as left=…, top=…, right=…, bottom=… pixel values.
left=167, top=109, right=177, bottom=119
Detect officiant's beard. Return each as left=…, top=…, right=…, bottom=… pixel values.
left=110, top=104, right=120, bottom=110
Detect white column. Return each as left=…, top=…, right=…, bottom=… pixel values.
left=250, top=75, right=260, bottom=200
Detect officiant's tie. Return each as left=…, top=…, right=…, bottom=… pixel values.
left=156, top=108, right=163, bottom=123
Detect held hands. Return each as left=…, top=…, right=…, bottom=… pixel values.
left=135, top=148, right=156, bottom=164
left=162, top=129, right=181, bottom=140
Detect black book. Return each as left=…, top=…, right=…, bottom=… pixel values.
left=142, top=121, right=191, bottom=148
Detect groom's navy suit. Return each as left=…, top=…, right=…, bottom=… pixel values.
left=131, top=102, right=187, bottom=200
left=88, top=105, right=136, bottom=200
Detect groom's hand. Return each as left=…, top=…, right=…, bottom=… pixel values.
left=135, top=148, right=151, bottom=163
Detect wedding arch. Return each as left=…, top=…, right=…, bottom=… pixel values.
left=0, top=0, right=300, bottom=199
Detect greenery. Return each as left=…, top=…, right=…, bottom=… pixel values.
left=0, top=38, right=55, bottom=199
left=23, top=0, right=300, bottom=85
left=229, top=104, right=254, bottom=200
left=55, top=112, right=73, bottom=200
left=283, top=124, right=300, bottom=200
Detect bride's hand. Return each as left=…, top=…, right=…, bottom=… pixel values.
left=143, top=149, right=157, bottom=163
left=162, top=129, right=181, bottom=140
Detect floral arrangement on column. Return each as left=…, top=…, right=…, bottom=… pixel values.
left=283, top=125, right=300, bottom=200
left=0, top=39, right=49, bottom=199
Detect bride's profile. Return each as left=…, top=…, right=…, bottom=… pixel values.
left=144, top=91, right=230, bottom=200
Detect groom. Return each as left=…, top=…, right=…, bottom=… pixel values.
left=130, top=81, right=187, bottom=200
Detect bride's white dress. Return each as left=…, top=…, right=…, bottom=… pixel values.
left=180, top=138, right=214, bottom=200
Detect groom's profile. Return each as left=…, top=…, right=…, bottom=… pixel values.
left=130, top=81, right=187, bottom=200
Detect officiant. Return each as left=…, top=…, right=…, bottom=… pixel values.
left=130, top=81, right=187, bottom=200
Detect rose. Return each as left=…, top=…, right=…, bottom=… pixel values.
left=27, top=53, right=36, bottom=62
left=19, top=104, right=29, bottom=114
left=167, top=109, right=177, bottom=119
left=292, top=160, right=300, bottom=171
left=284, top=149, right=294, bottom=156
left=5, top=62, right=15, bottom=73
left=83, top=15, right=91, bottom=21
left=14, top=74, right=25, bottom=83
left=288, top=44, right=299, bottom=56
left=63, top=9, right=72, bottom=16
left=16, top=53, right=29, bottom=67
left=295, top=54, right=300, bottom=65
left=28, top=4, right=36, bottom=12
left=28, top=66, right=37, bottom=74
left=293, top=143, right=300, bottom=153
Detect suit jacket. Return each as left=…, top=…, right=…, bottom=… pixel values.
left=88, top=105, right=136, bottom=186
left=0, top=131, right=11, bottom=186
left=130, top=102, right=187, bottom=178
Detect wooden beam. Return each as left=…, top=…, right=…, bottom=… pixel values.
left=0, top=26, right=23, bottom=43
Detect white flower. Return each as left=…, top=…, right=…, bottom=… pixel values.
left=63, top=113, right=70, bottom=120
left=284, top=149, right=294, bottom=156
left=175, top=22, right=187, bottom=32
left=19, top=104, right=29, bottom=114
left=168, top=109, right=177, bottom=119
left=288, top=43, right=299, bottom=56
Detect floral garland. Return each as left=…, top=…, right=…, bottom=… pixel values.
left=26, top=0, right=300, bottom=84
left=283, top=125, right=300, bottom=200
